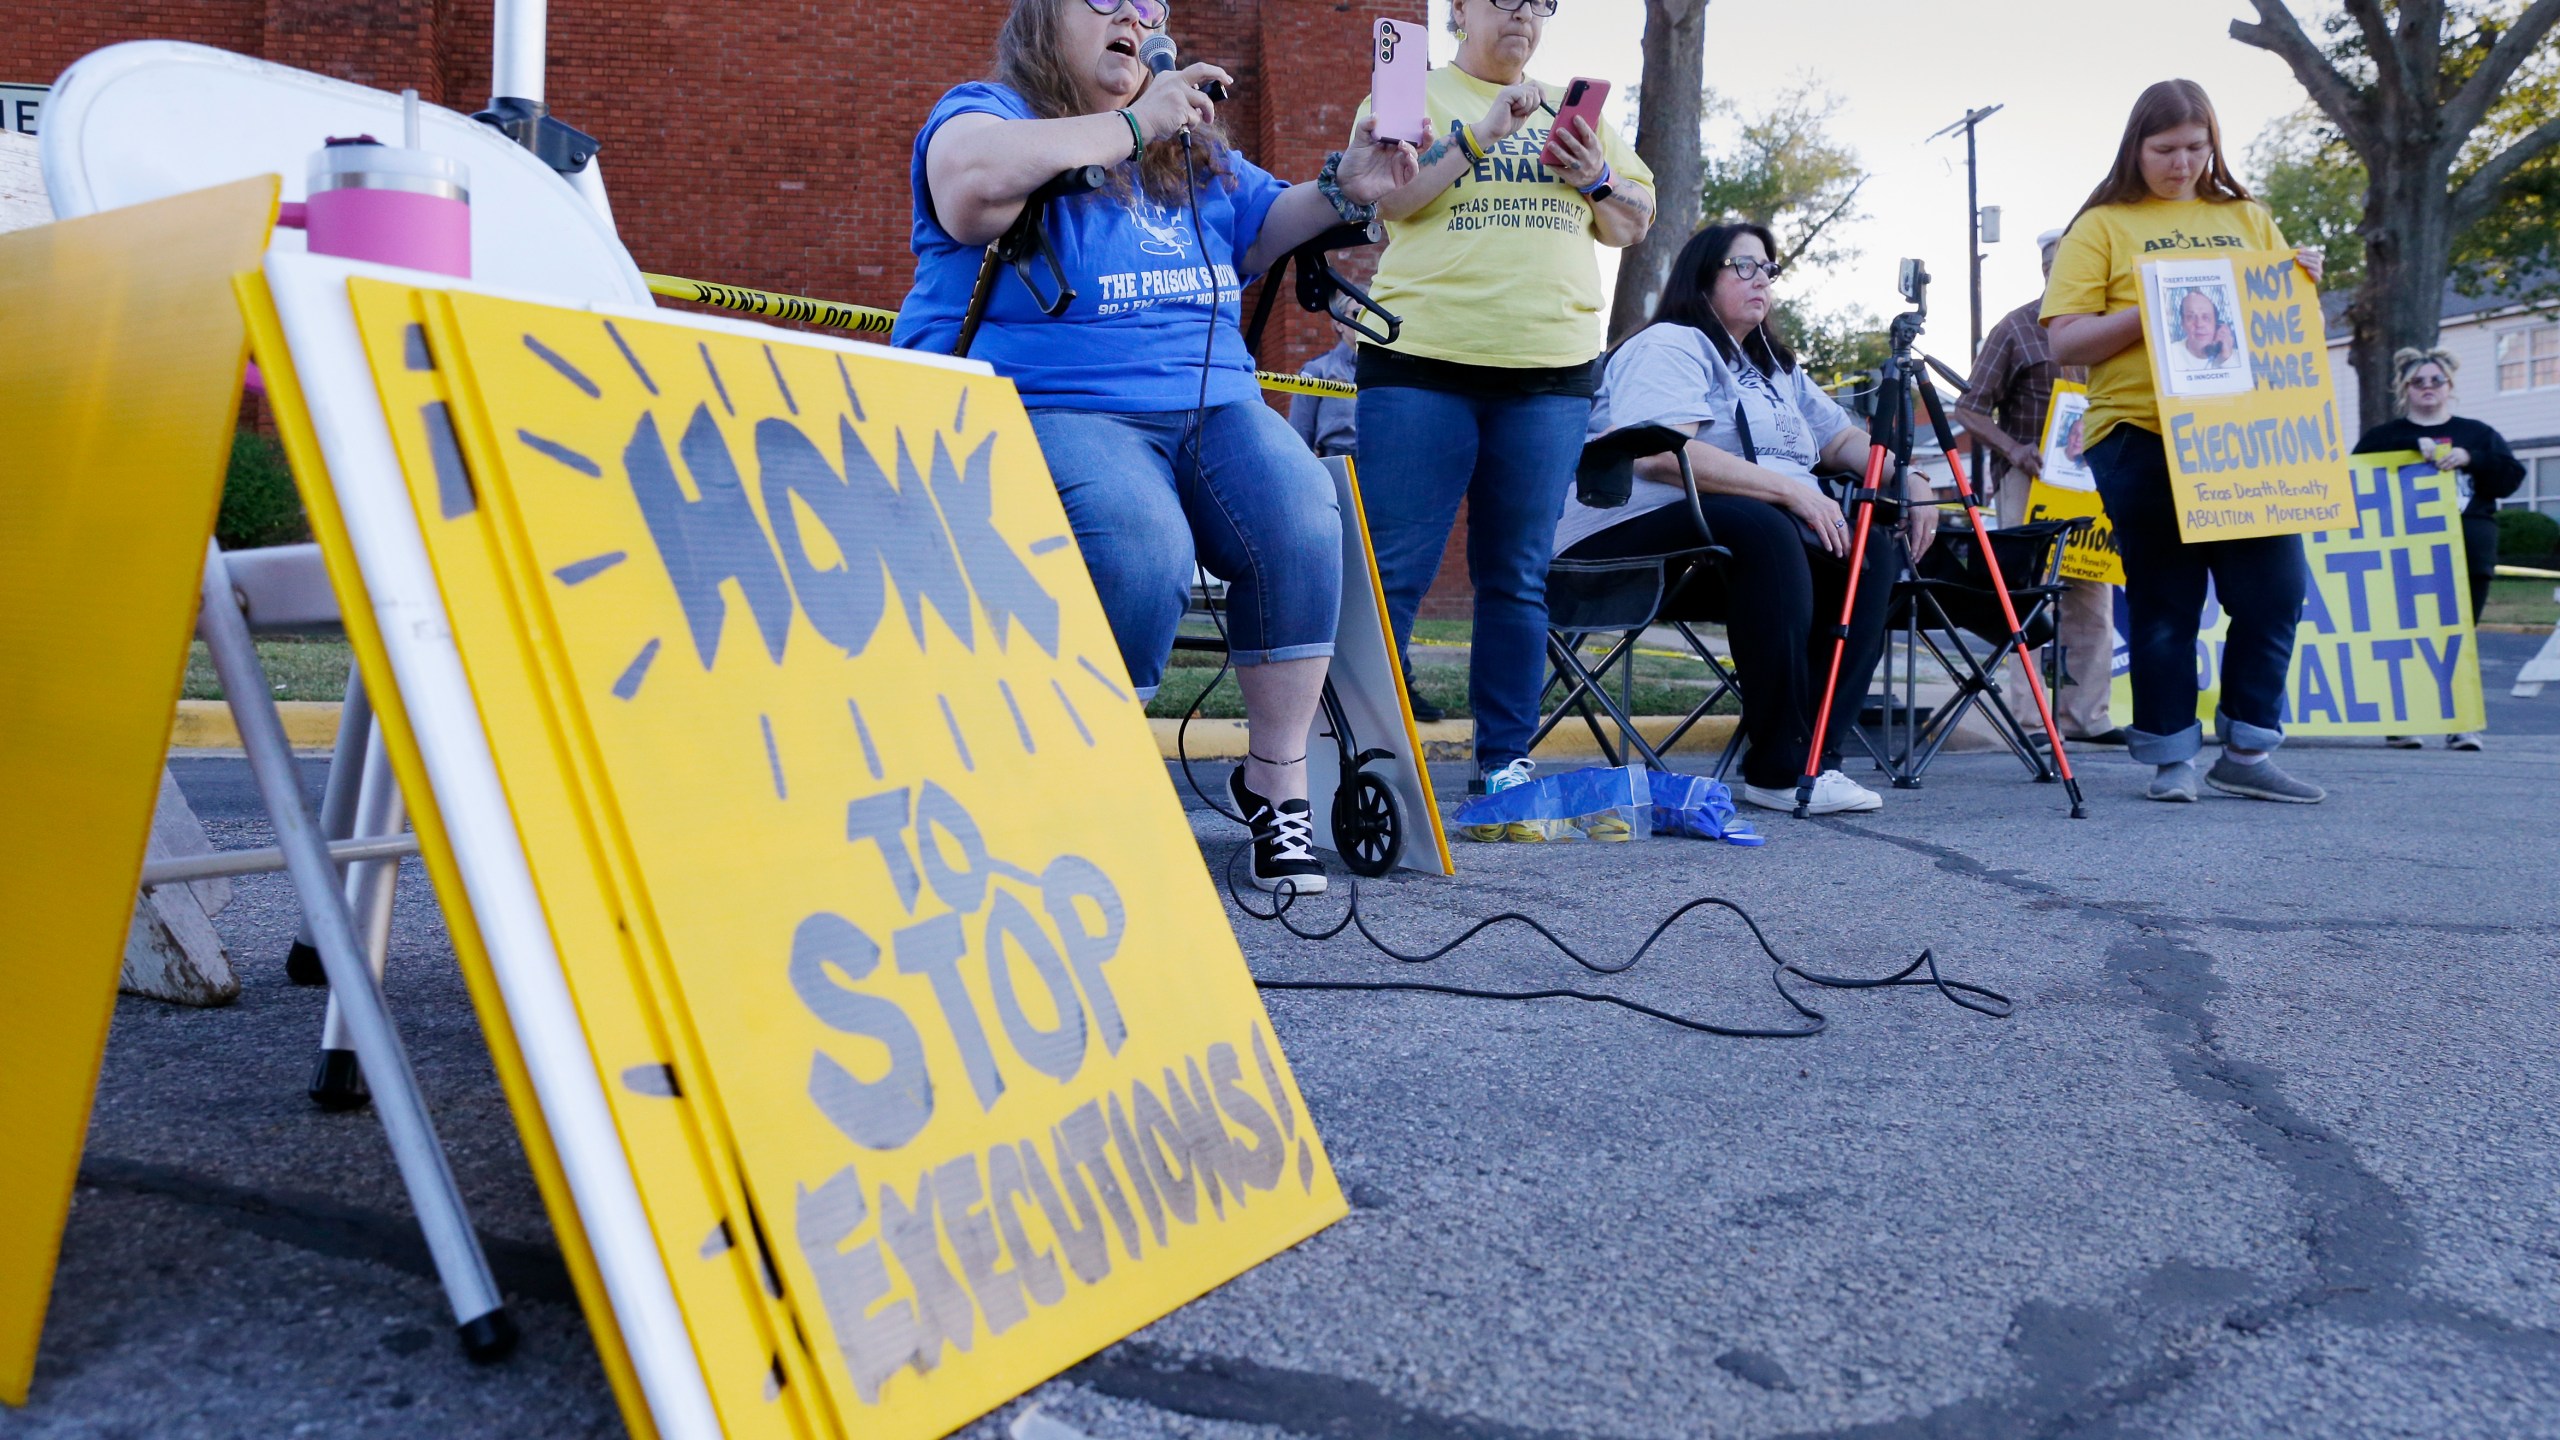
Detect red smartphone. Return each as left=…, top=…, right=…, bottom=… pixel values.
left=1542, top=77, right=1611, bottom=166
left=1371, top=19, right=1432, bottom=147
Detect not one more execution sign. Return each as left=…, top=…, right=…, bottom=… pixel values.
left=2114, top=451, right=2485, bottom=736
left=2140, top=249, right=2349, bottom=541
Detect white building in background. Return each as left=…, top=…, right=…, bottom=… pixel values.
left=2328, top=281, right=2560, bottom=519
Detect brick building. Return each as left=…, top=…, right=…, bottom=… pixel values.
left=25, top=0, right=1485, bottom=615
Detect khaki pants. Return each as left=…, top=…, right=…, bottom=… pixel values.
left=1994, top=476, right=2116, bottom=738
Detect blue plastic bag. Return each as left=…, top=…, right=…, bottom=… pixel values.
left=1647, top=771, right=1763, bottom=846
left=1451, top=764, right=1652, bottom=842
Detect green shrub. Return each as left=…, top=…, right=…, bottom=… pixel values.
left=217, top=431, right=310, bottom=550
left=2493, top=506, right=2559, bottom=562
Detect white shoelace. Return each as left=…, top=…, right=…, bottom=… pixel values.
left=1256, top=801, right=1317, bottom=864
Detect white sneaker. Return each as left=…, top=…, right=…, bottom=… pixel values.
left=1461, top=757, right=1545, bottom=842
left=2447, top=732, right=2484, bottom=751
left=1739, top=769, right=1881, bottom=815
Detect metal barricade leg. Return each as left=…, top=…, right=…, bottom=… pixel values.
left=198, top=542, right=514, bottom=1360
left=309, top=720, right=405, bottom=1111
left=285, top=664, right=372, bottom=985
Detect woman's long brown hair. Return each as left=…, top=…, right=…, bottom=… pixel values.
left=2072, top=79, right=2252, bottom=222
left=991, top=0, right=1235, bottom=204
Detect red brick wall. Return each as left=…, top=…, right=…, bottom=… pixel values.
left=22, top=0, right=1412, bottom=376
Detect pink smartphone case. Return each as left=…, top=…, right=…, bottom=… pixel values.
left=1371, top=19, right=1431, bottom=147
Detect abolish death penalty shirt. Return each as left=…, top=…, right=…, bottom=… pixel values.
left=2041, top=196, right=2287, bottom=448
left=894, top=82, right=1291, bottom=412
left=1356, top=66, right=1651, bottom=371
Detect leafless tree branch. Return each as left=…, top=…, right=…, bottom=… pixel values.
left=2231, top=1, right=2379, bottom=154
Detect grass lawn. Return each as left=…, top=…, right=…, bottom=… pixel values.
left=2483, top=576, right=2560, bottom=628
left=1144, top=619, right=1741, bottom=721
left=183, top=636, right=355, bottom=702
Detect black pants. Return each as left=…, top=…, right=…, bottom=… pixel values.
left=1562, top=493, right=1894, bottom=789
left=2466, top=513, right=2497, bottom=619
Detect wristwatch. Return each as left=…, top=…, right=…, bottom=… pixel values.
left=1584, top=178, right=1614, bottom=204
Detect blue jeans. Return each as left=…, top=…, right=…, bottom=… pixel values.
left=1028, top=401, right=1340, bottom=698
left=2088, top=425, right=2308, bottom=764
left=1357, top=386, right=1592, bottom=770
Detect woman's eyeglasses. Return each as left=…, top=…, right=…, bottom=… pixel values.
left=1484, top=0, right=1561, bottom=15
left=1719, top=257, right=1784, bottom=282
left=2405, top=374, right=2449, bottom=389
left=1082, top=0, right=1167, bottom=29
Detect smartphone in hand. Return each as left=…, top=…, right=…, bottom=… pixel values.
left=1541, top=77, right=1610, bottom=166
left=1371, top=18, right=1431, bottom=147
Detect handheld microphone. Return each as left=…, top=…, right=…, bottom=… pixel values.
left=1138, top=34, right=1229, bottom=103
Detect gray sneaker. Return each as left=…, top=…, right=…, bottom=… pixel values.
left=2147, top=760, right=2199, bottom=803
left=2205, top=754, right=2326, bottom=804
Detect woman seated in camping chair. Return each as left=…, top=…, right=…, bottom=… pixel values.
left=1553, top=222, right=1937, bottom=816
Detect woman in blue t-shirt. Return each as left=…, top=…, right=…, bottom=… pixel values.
left=896, top=0, right=1414, bottom=894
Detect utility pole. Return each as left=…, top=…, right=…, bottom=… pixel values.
left=1928, top=104, right=2003, bottom=364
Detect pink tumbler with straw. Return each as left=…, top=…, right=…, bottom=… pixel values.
left=303, top=102, right=470, bottom=278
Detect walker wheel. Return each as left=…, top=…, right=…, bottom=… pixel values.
left=1332, top=770, right=1404, bottom=877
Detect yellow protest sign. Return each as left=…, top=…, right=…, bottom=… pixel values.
left=2139, top=250, right=2348, bottom=541
left=2022, top=380, right=2124, bottom=587
left=322, top=274, right=1342, bottom=1439
left=0, top=178, right=275, bottom=1408
left=2110, top=451, right=2484, bottom=736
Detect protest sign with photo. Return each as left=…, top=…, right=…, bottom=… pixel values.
left=2109, top=451, right=2484, bottom=736
left=2023, top=380, right=2123, bottom=586
left=2138, top=250, right=2348, bottom=542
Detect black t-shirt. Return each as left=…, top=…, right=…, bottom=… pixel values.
left=2352, top=414, right=2525, bottom=520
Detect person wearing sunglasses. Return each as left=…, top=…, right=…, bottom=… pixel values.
left=1348, top=0, right=1657, bottom=823
left=2352, top=346, right=2521, bottom=751
left=893, top=0, right=1417, bottom=895
left=1555, top=222, right=1938, bottom=816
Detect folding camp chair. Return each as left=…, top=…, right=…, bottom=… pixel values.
left=1532, top=425, right=1741, bottom=774
left=1874, top=516, right=2085, bottom=785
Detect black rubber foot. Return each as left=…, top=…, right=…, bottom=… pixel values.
left=308, top=1048, right=371, bottom=1111
left=285, top=939, right=327, bottom=987
left=458, top=1308, right=519, bottom=1364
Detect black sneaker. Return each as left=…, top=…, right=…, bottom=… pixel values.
left=1230, top=769, right=1327, bottom=894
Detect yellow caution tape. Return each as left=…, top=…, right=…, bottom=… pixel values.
left=2495, top=564, right=2560, bottom=580
left=1252, top=370, right=1357, bottom=398
left=643, top=273, right=898, bottom=335
left=643, top=275, right=1362, bottom=398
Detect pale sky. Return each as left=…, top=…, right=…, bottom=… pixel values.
left=1426, top=0, right=2314, bottom=363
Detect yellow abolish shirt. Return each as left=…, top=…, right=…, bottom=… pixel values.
left=2041, top=196, right=2287, bottom=448
left=1356, top=66, right=1651, bottom=370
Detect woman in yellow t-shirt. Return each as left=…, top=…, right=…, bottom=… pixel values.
left=2043, top=80, right=2329, bottom=806
left=1350, top=0, right=1655, bottom=813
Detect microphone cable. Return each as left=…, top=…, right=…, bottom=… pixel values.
left=1156, top=78, right=2006, bottom=1041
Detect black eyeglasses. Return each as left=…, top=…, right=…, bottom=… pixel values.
left=1719, top=256, right=1784, bottom=282
left=1485, top=0, right=1560, bottom=15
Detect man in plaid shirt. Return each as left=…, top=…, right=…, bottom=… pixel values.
left=1950, top=229, right=2124, bottom=745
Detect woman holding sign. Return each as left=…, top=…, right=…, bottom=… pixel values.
left=2045, top=79, right=2328, bottom=805
left=2354, top=347, right=2523, bottom=751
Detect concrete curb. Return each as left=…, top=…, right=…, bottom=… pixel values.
left=171, top=699, right=343, bottom=750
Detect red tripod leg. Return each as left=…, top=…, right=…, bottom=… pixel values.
left=1927, top=421, right=2088, bottom=818
left=1795, top=442, right=1891, bottom=818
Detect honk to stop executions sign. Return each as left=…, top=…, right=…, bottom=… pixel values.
left=262, top=264, right=1342, bottom=1440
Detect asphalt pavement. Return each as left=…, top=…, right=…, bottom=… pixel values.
left=6, top=631, right=2557, bottom=1439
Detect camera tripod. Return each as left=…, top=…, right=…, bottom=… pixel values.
left=1797, top=264, right=2087, bottom=819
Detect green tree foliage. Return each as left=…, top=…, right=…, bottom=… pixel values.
left=1696, top=83, right=1869, bottom=275
left=1779, top=299, right=1889, bottom=380
left=2248, top=107, right=2371, bottom=295
left=2235, top=0, right=2560, bottom=427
